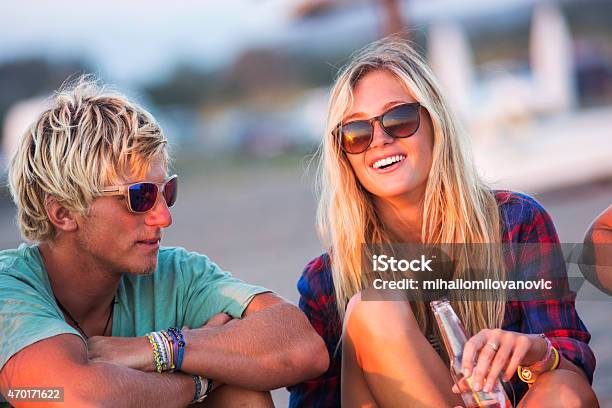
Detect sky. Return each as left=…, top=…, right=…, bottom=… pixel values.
left=0, top=0, right=535, bottom=85
left=0, top=0, right=293, bottom=84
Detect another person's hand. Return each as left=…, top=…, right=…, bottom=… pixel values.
left=592, top=205, right=612, bottom=230
left=582, top=205, right=612, bottom=295
left=454, top=329, right=549, bottom=394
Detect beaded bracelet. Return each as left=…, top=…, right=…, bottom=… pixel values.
left=152, top=332, right=168, bottom=371
left=147, top=328, right=187, bottom=373
left=203, top=377, right=213, bottom=397
left=147, top=330, right=181, bottom=373
left=168, top=327, right=186, bottom=371
left=161, top=330, right=175, bottom=372
left=191, top=375, right=212, bottom=404
left=166, top=328, right=181, bottom=371
left=191, top=375, right=205, bottom=403
left=162, top=331, right=173, bottom=371
left=146, top=333, right=164, bottom=373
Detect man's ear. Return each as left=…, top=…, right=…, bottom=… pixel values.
left=45, top=196, right=79, bottom=233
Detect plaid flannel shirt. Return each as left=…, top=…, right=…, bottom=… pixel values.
left=288, top=191, right=595, bottom=407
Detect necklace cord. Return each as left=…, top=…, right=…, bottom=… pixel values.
left=54, top=296, right=115, bottom=340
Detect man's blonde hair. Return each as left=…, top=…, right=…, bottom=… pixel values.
left=8, top=76, right=169, bottom=242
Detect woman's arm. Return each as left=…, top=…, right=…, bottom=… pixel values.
left=460, top=195, right=598, bottom=407
left=517, top=197, right=596, bottom=382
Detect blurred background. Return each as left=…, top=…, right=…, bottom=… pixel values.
left=0, top=0, right=611, bottom=406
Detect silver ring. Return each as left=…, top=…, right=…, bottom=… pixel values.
left=487, top=342, right=499, bottom=352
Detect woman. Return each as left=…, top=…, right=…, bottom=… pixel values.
left=288, top=38, right=597, bottom=407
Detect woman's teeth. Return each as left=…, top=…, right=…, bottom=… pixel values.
left=372, top=154, right=405, bottom=169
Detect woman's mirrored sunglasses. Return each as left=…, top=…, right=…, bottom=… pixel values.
left=333, top=102, right=421, bottom=154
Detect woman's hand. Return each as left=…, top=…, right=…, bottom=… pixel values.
left=458, top=329, right=548, bottom=393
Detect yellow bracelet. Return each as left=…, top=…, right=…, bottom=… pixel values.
left=517, top=346, right=560, bottom=384
left=551, top=346, right=560, bottom=370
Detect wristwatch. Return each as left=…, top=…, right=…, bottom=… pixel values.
left=517, top=334, right=560, bottom=384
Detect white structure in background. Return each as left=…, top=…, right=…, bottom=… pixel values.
left=530, top=1, right=576, bottom=114
left=427, top=20, right=475, bottom=121
left=427, top=2, right=612, bottom=192
left=1, top=97, right=49, bottom=173
left=427, top=1, right=575, bottom=140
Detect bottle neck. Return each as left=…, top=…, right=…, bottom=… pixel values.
left=432, top=302, right=469, bottom=359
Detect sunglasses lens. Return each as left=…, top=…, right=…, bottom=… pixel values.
left=382, top=104, right=420, bottom=137
left=128, top=183, right=158, bottom=213
left=340, top=121, right=373, bottom=154
left=163, top=177, right=178, bottom=208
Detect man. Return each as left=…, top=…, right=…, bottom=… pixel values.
left=0, top=78, right=328, bottom=407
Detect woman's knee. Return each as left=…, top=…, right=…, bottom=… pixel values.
left=343, top=288, right=417, bottom=342
left=520, top=369, right=598, bottom=408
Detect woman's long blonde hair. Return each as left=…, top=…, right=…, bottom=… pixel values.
left=316, top=37, right=506, bottom=337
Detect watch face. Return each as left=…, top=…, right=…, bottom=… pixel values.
left=521, top=368, right=532, bottom=380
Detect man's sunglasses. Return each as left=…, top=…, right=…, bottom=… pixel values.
left=333, top=102, right=421, bottom=154
left=100, top=175, right=178, bottom=214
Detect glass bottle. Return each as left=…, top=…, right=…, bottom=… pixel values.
left=431, top=298, right=512, bottom=407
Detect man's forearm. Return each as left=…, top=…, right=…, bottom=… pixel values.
left=84, top=298, right=328, bottom=391
left=1, top=334, right=196, bottom=408
left=180, top=302, right=328, bottom=390
left=82, top=363, right=195, bottom=407
left=67, top=362, right=194, bottom=407
left=4, top=364, right=194, bottom=408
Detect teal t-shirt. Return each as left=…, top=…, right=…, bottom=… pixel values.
left=0, top=244, right=271, bottom=372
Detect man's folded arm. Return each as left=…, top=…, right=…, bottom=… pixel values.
left=0, top=334, right=195, bottom=407
left=180, top=293, right=329, bottom=391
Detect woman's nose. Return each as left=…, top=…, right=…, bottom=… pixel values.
left=368, top=119, right=394, bottom=149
